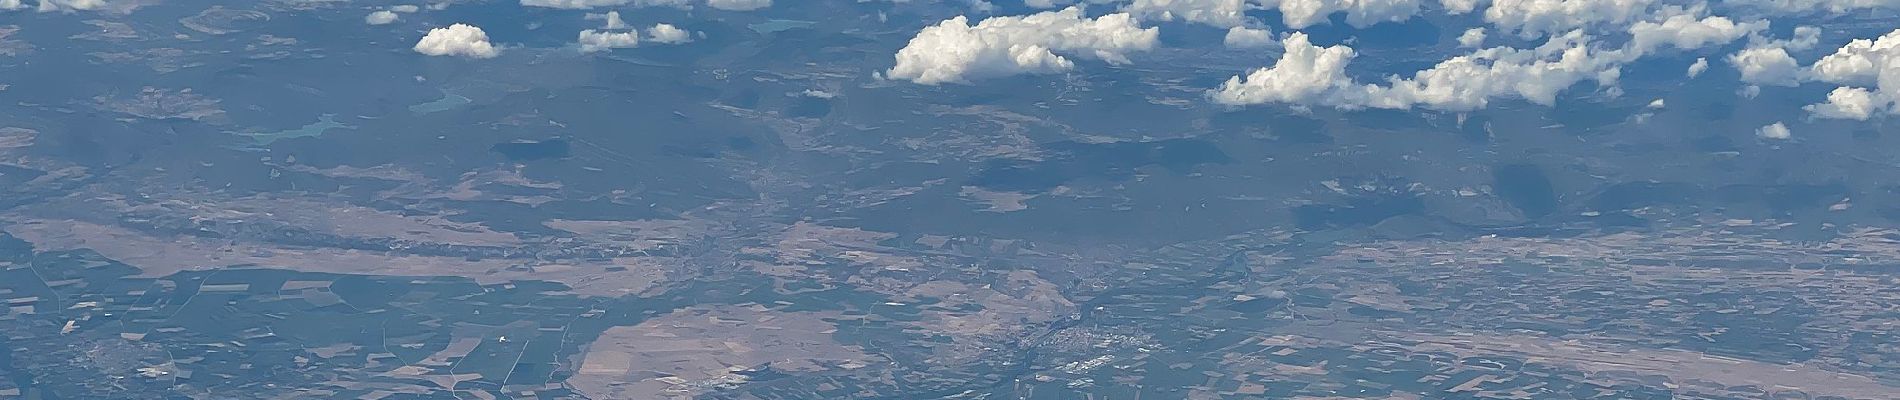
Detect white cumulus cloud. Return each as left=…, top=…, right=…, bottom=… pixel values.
left=1729, top=46, right=1801, bottom=86
left=36, top=0, right=107, bottom=12
left=1052, top=0, right=1431, bottom=27
left=1727, top=0, right=1900, bottom=14
left=522, top=0, right=629, bottom=8
left=707, top=0, right=770, bottom=10
left=1756, top=121, right=1791, bottom=139
left=1126, top=0, right=1252, bottom=28
left=1769, top=25, right=1822, bottom=51
left=367, top=4, right=418, bottom=25
left=577, top=23, right=691, bottom=53
left=586, top=11, right=629, bottom=29
left=1810, top=30, right=1900, bottom=86
left=1686, top=57, right=1708, bottom=77
left=1210, top=32, right=1358, bottom=106
left=414, top=24, right=500, bottom=58
left=1484, top=0, right=1656, bottom=38
left=1212, top=31, right=1611, bottom=111
left=1224, top=26, right=1273, bottom=48
left=1256, top=0, right=1423, bottom=29
left=1804, top=29, right=1900, bottom=119
left=646, top=23, right=693, bottom=44
left=1211, top=4, right=1763, bottom=112
left=578, top=29, right=639, bottom=52
left=1458, top=28, right=1486, bottom=48
left=886, top=7, right=1160, bottom=85
left=1441, top=0, right=1481, bottom=13
left=522, top=0, right=755, bottom=10
left=1625, top=14, right=1762, bottom=55
left=1807, top=87, right=1878, bottom=119
left=366, top=10, right=400, bottom=25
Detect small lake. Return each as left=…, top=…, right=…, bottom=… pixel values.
left=239, top=114, right=349, bottom=145
left=410, top=92, right=471, bottom=114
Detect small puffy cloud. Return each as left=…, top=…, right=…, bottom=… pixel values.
left=1210, top=32, right=1357, bottom=105
left=586, top=11, right=629, bottom=29
left=1214, top=30, right=1636, bottom=111
left=1806, top=87, right=1878, bottom=120
left=36, top=0, right=107, bottom=12
left=1686, top=57, right=1708, bottom=77
left=527, top=0, right=751, bottom=9
left=646, top=23, right=693, bottom=44
left=1728, top=46, right=1800, bottom=86
left=1256, top=0, right=1424, bottom=29
left=1099, top=0, right=1416, bottom=28
left=578, top=29, right=639, bottom=52
left=1485, top=0, right=1656, bottom=38
left=1126, top=0, right=1251, bottom=28
left=1485, top=1, right=1768, bottom=45
left=707, top=0, right=770, bottom=10
left=1625, top=14, right=1763, bottom=55
left=1458, top=28, right=1486, bottom=48
left=365, top=10, right=400, bottom=25
left=1728, top=0, right=1900, bottom=14
left=886, top=7, right=1160, bottom=85
left=1213, top=3, right=1760, bottom=112
left=1756, top=122, right=1791, bottom=139
left=577, top=23, right=691, bottom=53
left=1767, top=25, right=1822, bottom=51
left=522, top=0, right=628, bottom=8
left=1224, top=26, right=1273, bottom=48
left=367, top=4, right=419, bottom=25
left=1633, top=98, right=1662, bottom=123
left=414, top=24, right=499, bottom=58
left=1441, top=0, right=1480, bottom=13
left=1378, top=33, right=1624, bottom=109
left=1805, top=29, right=1900, bottom=119
left=0, top=0, right=23, bottom=10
